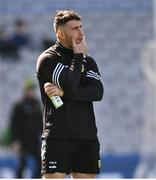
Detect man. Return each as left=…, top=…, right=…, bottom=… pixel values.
left=11, top=19, right=30, bottom=49
left=36, top=10, right=104, bottom=178
left=10, top=79, right=42, bottom=178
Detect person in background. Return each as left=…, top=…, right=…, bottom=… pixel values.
left=0, top=25, right=19, bottom=59
left=11, top=19, right=31, bottom=50
left=10, top=78, right=42, bottom=178
left=41, top=34, right=55, bottom=51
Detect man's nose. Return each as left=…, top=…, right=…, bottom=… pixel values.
left=79, top=28, right=84, bottom=36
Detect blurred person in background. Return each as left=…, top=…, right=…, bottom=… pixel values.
left=0, top=25, right=19, bottom=59
left=36, top=10, right=104, bottom=178
left=41, top=34, right=55, bottom=51
left=11, top=19, right=31, bottom=51
left=10, top=78, right=42, bottom=178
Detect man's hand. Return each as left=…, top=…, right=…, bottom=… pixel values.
left=72, top=35, right=87, bottom=54
left=44, top=82, right=64, bottom=97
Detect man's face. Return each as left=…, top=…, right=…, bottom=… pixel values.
left=25, top=88, right=35, bottom=98
left=60, top=20, right=84, bottom=48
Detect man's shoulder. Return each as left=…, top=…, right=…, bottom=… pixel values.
left=12, top=100, right=23, bottom=111
left=38, top=46, right=60, bottom=62
left=36, top=45, right=61, bottom=71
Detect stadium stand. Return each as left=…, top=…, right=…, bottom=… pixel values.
left=0, top=0, right=154, bottom=178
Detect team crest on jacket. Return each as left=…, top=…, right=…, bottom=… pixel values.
left=81, top=65, right=85, bottom=72
left=70, top=62, right=75, bottom=71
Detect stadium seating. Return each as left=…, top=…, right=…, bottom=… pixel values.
left=0, top=0, right=154, bottom=178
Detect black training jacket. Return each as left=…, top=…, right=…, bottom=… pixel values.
left=10, top=97, right=43, bottom=152
left=36, top=41, right=104, bottom=140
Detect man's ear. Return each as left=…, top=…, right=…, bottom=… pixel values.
left=57, top=28, right=65, bottom=39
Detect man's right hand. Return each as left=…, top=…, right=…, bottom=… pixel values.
left=44, top=82, right=64, bottom=97
left=72, top=36, right=87, bottom=54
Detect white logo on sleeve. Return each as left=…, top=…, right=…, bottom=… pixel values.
left=48, top=161, right=57, bottom=169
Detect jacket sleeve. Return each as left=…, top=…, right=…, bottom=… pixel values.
left=63, top=56, right=104, bottom=102
left=36, top=52, right=84, bottom=92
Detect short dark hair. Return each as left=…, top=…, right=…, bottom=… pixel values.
left=53, top=10, right=81, bottom=32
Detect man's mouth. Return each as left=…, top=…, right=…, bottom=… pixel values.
left=76, top=38, right=83, bottom=43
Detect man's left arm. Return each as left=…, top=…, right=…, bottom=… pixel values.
left=63, top=59, right=104, bottom=102
left=45, top=57, right=104, bottom=102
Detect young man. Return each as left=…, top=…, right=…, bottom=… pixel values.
left=36, top=10, right=104, bottom=178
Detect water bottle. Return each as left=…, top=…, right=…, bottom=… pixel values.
left=50, top=96, right=63, bottom=109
